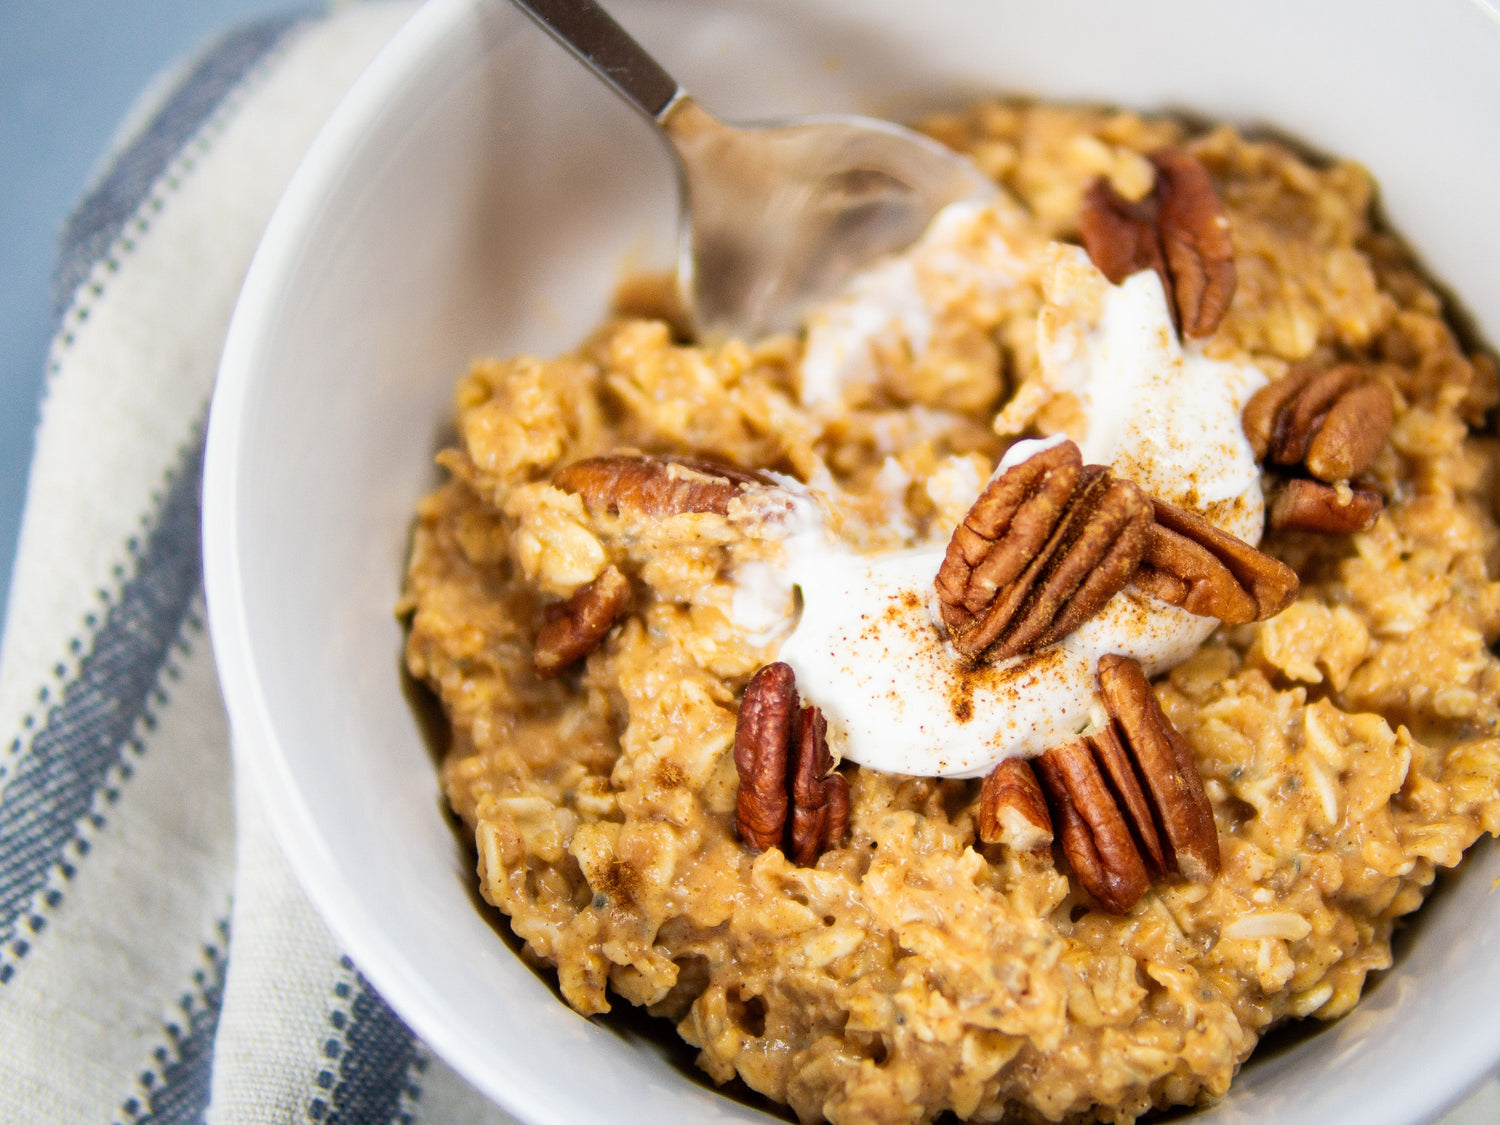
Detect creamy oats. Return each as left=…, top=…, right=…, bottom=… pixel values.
left=400, top=102, right=1500, bottom=1123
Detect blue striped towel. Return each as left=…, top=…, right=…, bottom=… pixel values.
left=0, top=4, right=516, bottom=1122
left=1, top=3, right=1497, bottom=1124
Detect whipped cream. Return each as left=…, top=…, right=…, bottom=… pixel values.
left=1031, top=244, right=1267, bottom=537
left=736, top=247, right=1270, bottom=778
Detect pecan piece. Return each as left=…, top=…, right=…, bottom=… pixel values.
left=555, top=454, right=773, bottom=517
left=1086, top=720, right=1167, bottom=874
left=1242, top=364, right=1394, bottom=483
left=1242, top=364, right=1391, bottom=535
left=1097, top=654, right=1220, bottom=885
left=1078, top=179, right=1164, bottom=290
left=733, top=662, right=849, bottom=864
left=533, top=565, right=632, bottom=679
left=1033, top=655, right=1220, bottom=913
left=937, top=440, right=1153, bottom=661
left=1269, top=477, right=1383, bottom=534
left=789, top=705, right=850, bottom=866
left=978, top=758, right=1053, bottom=851
left=1035, top=740, right=1151, bottom=915
left=1080, top=148, right=1236, bottom=339
left=1151, top=149, right=1237, bottom=340
left=1133, top=498, right=1298, bottom=623
left=733, top=663, right=795, bottom=851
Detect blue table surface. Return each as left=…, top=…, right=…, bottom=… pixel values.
left=0, top=0, right=294, bottom=632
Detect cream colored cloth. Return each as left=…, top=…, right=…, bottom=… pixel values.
left=0, top=2, right=1496, bottom=1123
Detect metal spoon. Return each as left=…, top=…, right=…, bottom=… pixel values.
left=509, top=0, right=997, bottom=341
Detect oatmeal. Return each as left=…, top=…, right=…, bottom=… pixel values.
left=400, top=102, right=1500, bottom=1124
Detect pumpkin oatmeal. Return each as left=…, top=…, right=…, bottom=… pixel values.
left=399, top=101, right=1500, bottom=1124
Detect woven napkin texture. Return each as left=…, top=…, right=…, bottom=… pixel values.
left=0, top=2, right=1497, bottom=1124
left=0, top=4, right=515, bottom=1122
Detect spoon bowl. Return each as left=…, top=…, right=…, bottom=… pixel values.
left=511, top=0, right=995, bottom=339
left=664, top=99, right=995, bottom=338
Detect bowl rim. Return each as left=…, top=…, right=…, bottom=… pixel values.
left=202, top=2, right=1500, bottom=1123
left=202, top=1, right=586, bottom=1122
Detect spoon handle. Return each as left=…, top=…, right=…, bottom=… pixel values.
left=508, top=0, right=684, bottom=120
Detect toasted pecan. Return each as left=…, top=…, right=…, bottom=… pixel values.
left=978, top=758, right=1054, bottom=851
left=1087, top=721, right=1167, bottom=874
left=1151, top=149, right=1237, bottom=340
left=1243, top=363, right=1391, bottom=536
left=1032, top=655, right=1220, bottom=913
left=1078, top=179, right=1164, bottom=293
left=1269, top=477, right=1384, bottom=534
left=1134, top=499, right=1298, bottom=623
left=788, top=705, right=850, bottom=866
left=1080, top=148, right=1236, bottom=339
left=733, top=662, right=849, bottom=864
left=733, top=663, right=797, bottom=851
left=937, top=441, right=1153, bottom=661
left=533, top=565, right=632, bottom=679
left=1243, top=364, right=1394, bottom=484
left=1097, top=654, right=1220, bottom=885
left=555, top=454, right=773, bottom=518
left=1035, top=740, right=1152, bottom=915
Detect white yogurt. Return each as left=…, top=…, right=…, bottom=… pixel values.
left=775, top=548, right=1215, bottom=776
left=1037, top=245, right=1267, bottom=533
left=734, top=247, right=1271, bottom=778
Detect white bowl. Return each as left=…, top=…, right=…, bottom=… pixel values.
left=203, top=1, right=1500, bottom=1122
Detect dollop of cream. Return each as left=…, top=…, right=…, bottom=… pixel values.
left=1030, top=243, right=1267, bottom=538
left=737, top=245, right=1270, bottom=778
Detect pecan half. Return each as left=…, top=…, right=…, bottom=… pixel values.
left=789, top=705, right=850, bottom=866
left=733, top=662, right=849, bottom=864
left=1269, top=477, right=1384, bottom=534
left=1034, top=655, right=1220, bottom=913
left=1080, top=148, right=1236, bottom=339
left=1086, top=721, right=1167, bottom=874
left=555, top=454, right=773, bottom=517
left=1078, top=179, right=1163, bottom=290
left=533, top=565, right=632, bottom=679
left=978, top=758, right=1054, bottom=851
left=1096, top=654, right=1220, bottom=884
left=1151, top=150, right=1237, bottom=340
left=937, top=440, right=1153, bottom=661
left=733, top=663, right=796, bottom=850
left=1035, top=740, right=1151, bottom=915
left=1133, top=498, right=1298, bottom=623
left=1242, top=364, right=1394, bottom=483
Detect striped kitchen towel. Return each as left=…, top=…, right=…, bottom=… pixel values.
left=1, top=2, right=1499, bottom=1124
left=0, top=4, right=515, bottom=1122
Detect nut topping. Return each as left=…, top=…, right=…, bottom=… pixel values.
left=1080, top=148, right=1237, bottom=339
left=978, top=758, right=1054, bottom=851
left=1034, top=741, right=1151, bottom=915
left=1242, top=364, right=1392, bottom=536
left=1269, top=477, right=1384, bottom=534
left=533, top=565, right=632, bottom=679
left=788, top=704, right=850, bottom=866
left=1078, top=182, right=1163, bottom=300
left=1086, top=721, right=1168, bottom=874
left=1034, top=654, right=1220, bottom=913
left=733, top=662, right=849, bottom=864
left=555, top=454, right=774, bottom=518
left=937, top=440, right=1153, bottom=661
left=1151, top=150, right=1238, bottom=341
left=1096, top=654, right=1220, bottom=885
left=1242, top=364, right=1394, bottom=483
left=1133, top=498, right=1299, bottom=624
